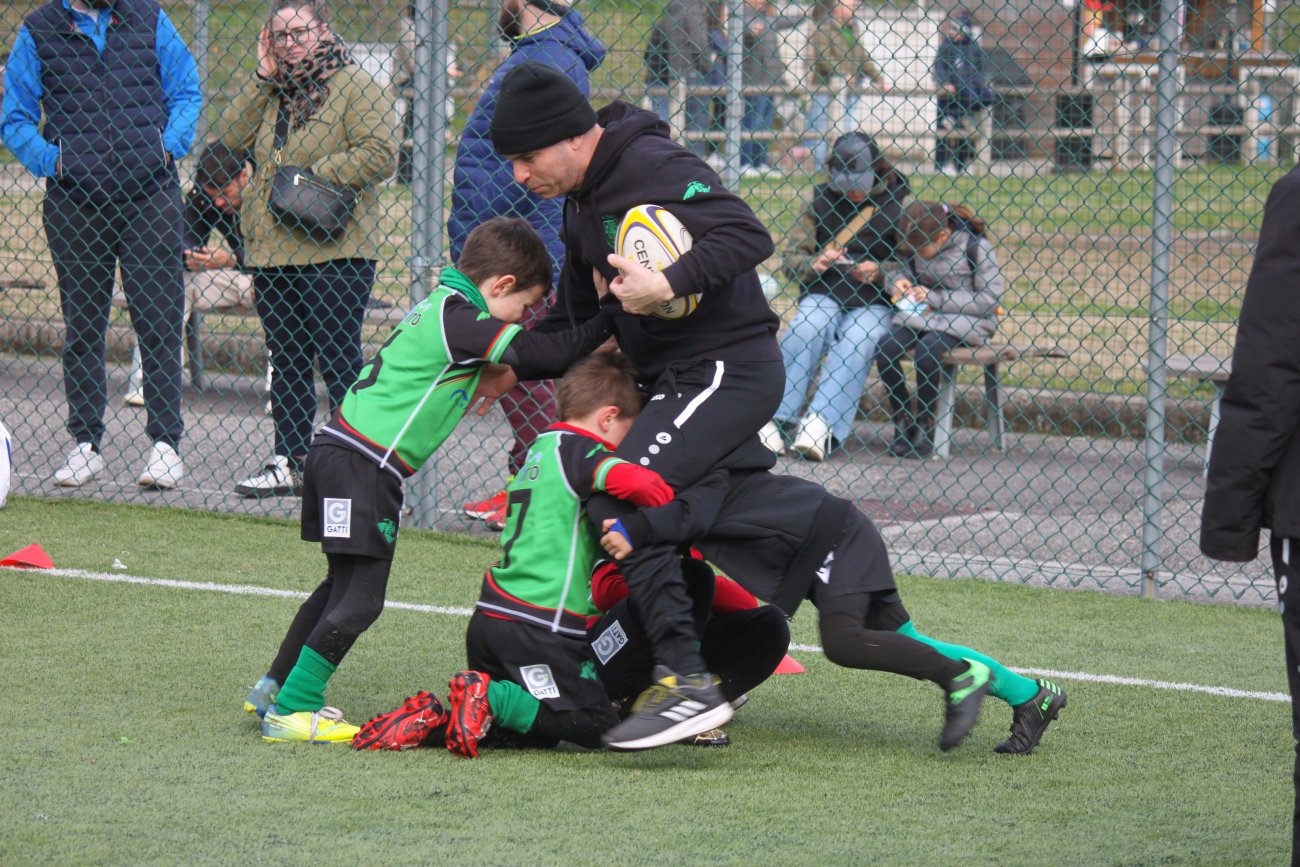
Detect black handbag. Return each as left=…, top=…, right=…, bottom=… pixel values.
left=266, top=102, right=356, bottom=239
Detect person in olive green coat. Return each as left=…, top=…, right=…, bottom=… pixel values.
left=220, top=0, right=397, bottom=498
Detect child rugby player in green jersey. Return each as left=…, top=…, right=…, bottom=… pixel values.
left=248, top=218, right=615, bottom=744
left=351, top=353, right=790, bottom=756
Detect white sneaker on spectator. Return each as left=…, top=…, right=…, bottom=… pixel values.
left=790, top=413, right=833, bottom=462
left=941, top=164, right=961, bottom=177
left=123, top=344, right=145, bottom=406
left=54, top=443, right=105, bottom=487
left=759, top=421, right=786, bottom=456
left=137, top=442, right=184, bottom=489
left=235, top=456, right=302, bottom=498
left=123, top=390, right=145, bottom=408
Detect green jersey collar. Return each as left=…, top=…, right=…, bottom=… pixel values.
left=441, top=267, right=487, bottom=313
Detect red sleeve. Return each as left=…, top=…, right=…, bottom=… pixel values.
left=711, top=573, right=760, bottom=614
left=601, top=462, right=675, bottom=507
left=591, top=560, right=630, bottom=613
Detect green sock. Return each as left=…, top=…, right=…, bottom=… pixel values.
left=897, top=621, right=1039, bottom=707
left=274, top=647, right=336, bottom=715
left=486, top=679, right=540, bottom=734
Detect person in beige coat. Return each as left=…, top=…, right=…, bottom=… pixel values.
left=220, top=0, right=397, bottom=498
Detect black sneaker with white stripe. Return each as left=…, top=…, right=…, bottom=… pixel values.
left=601, top=665, right=735, bottom=752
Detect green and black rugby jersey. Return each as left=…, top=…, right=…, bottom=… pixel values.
left=477, top=424, right=631, bottom=638
left=319, top=268, right=611, bottom=477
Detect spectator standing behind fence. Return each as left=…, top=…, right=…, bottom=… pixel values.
left=391, top=2, right=459, bottom=184
left=759, top=133, right=908, bottom=462
left=739, top=0, right=802, bottom=177
left=804, top=0, right=889, bottom=164
left=1, top=0, right=200, bottom=490
left=220, top=0, right=397, bottom=499
left=449, top=0, right=605, bottom=531
left=1199, top=165, right=1300, bottom=867
left=932, top=9, right=992, bottom=176
left=643, top=0, right=714, bottom=155
left=874, top=201, right=1003, bottom=459
left=119, top=142, right=258, bottom=407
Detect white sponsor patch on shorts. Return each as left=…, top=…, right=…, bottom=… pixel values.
left=519, top=663, right=561, bottom=699
left=591, top=619, right=628, bottom=665
left=322, top=498, right=352, bottom=538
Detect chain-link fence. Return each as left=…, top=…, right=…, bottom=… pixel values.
left=0, top=0, right=1290, bottom=603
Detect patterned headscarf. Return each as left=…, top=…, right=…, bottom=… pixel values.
left=271, top=36, right=356, bottom=129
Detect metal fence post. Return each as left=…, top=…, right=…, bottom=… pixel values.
left=405, top=0, right=451, bottom=529
left=722, top=0, right=745, bottom=191
left=192, top=0, right=210, bottom=147
left=1139, top=0, right=1182, bottom=599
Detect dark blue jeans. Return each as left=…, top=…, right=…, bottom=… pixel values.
left=741, top=94, right=776, bottom=168
left=874, top=326, right=964, bottom=429
left=254, top=259, right=374, bottom=460
left=44, top=182, right=185, bottom=450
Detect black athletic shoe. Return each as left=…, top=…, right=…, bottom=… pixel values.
left=995, top=678, right=1067, bottom=755
left=940, top=659, right=991, bottom=752
left=601, top=665, right=735, bottom=752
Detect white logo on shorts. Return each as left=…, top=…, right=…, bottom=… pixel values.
left=519, top=664, right=560, bottom=699
left=322, top=498, right=352, bottom=538
left=592, top=620, right=629, bottom=665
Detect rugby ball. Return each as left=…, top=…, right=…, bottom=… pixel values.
left=0, top=420, right=10, bottom=509
left=616, top=204, right=701, bottom=320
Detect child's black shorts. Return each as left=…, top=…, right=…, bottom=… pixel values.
left=465, top=609, right=611, bottom=715
left=300, top=442, right=403, bottom=561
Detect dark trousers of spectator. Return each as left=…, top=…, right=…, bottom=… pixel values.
left=254, top=258, right=374, bottom=462
left=741, top=93, right=776, bottom=167
left=588, top=358, right=783, bottom=676
left=501, top=291, right=557, bottom=478
left=936, top=95, right=978, bottom=170
left=875, top=326, right=964, bottom=431
left=44, top=183, right=184, bottom=450
left=1269, top=536, right=1300, bottom=867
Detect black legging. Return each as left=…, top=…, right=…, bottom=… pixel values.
left=266, top=552, right=390, bottom=682
left=875, top=326, right=964, bottom=431
left=817, top=590, right=963, bottom=686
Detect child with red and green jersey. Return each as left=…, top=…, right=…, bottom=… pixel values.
left=355, top=353, right=727, bottom=756
left=250, top=218, right=614, bottom=745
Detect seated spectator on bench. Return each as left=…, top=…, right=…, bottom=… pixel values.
left=760, top=133, right=908, bottom=462
left=874, top=200, right=1004, bottom=459
left=117, top=142, right=257, bottom=406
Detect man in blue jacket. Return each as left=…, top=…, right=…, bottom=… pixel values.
left=1, top=0, right=200, bottom=490
left=448, top=0, right=605, bottom=531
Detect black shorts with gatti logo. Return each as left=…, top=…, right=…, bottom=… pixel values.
left=300, top=441, right=403, bottom=561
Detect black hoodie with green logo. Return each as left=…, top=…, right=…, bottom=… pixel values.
left=538, top=101, right=781, bottom=381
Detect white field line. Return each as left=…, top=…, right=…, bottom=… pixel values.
left=13, top=565, right=1291, bottom=705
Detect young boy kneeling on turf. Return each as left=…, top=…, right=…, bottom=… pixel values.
left=245, top=217, right=615, bottom=743
left=351, top=353, right=791, bottom=756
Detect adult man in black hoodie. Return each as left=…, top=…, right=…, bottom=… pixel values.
left=489, top=61, right=784, bottom=750
left=1201, top=164, right=1300, bottom=864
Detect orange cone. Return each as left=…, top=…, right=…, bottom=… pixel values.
left=0, top=543, right=54, bottom=569
left=773, top=653, right=805, bottom=675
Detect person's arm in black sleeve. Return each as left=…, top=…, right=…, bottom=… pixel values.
left=615, top=469, right=729, bottom=548
left=498, top=309, right=612, bottom=380
left=654, top=156, right=775, bottom=299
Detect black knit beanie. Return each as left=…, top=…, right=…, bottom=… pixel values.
left=490, top=61, right=597, bottom=155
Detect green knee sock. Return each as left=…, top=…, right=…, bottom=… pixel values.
left=274, top=647, right=337, bottom=715
left=486, top=679, right=540, bottom=734
left=897, top=621, right=1039, bottom=707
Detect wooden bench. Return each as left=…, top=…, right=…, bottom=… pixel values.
left=931, top=343, right=1071, bottom=458
left=1166, top=352, right=1232, bottom=474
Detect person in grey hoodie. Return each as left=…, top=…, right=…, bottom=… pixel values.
left=874, top=200, right=1003, bottom=459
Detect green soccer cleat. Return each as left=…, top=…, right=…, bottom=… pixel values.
left=243, top=676, right=280, bottom=718
left=262, top=706, right=360, bottom=744
left=940, top=658, right=991, bottom=752
left=995, top=678, right=1067, bottom=755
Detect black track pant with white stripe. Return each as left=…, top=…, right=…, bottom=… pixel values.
left=1270, top=536, right=1300, bottom=867
left=588, top=358, right=783, bottom=676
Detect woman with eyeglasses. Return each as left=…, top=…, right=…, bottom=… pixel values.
left=220, top=0, right=398, bottom=499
